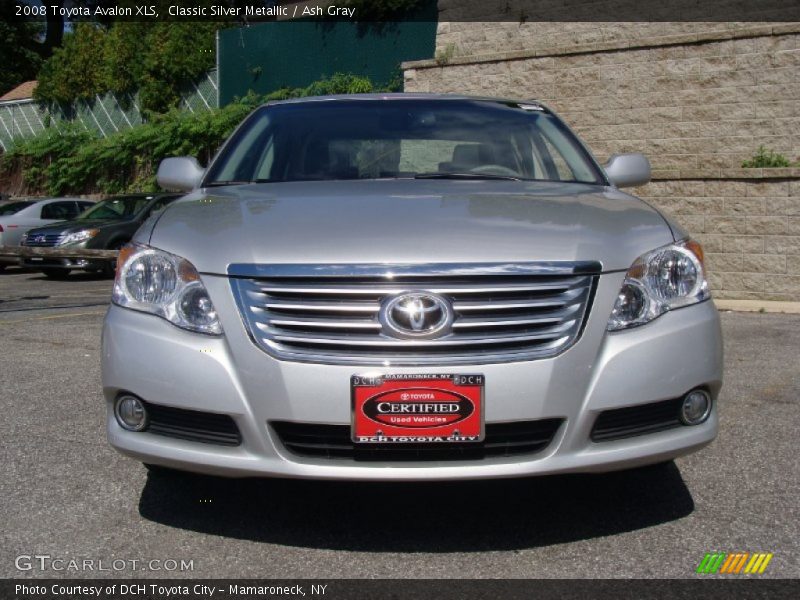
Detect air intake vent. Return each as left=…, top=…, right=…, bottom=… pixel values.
left=230, top=262, right=597, bottom=365
left=591, top=397, right=684, bottom=442
left=271, top=419, right=564, bottom=461
left=145, top=402, right=242, bottom=446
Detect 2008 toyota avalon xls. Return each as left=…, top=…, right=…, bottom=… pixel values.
left=102, top=94, right=722, bottom=480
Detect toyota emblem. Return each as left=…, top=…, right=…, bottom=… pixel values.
left=380, top=292, right=453, bottom=339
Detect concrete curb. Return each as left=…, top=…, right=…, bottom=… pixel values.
left=714, top=299, right=800, bottom=314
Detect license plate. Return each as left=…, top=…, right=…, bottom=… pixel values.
left=30, top=257, right=43, bottom=262
left=351, top=374, right=484, bottom=443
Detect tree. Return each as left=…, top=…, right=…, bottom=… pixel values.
left=137, top=21, right=219, bottom=114
left=34, top=23, right=109, bottom=104
left=103, top=22, right=152, bottom=97
left=34, top=19, right=219, bottom=114
left=0, top=4, right=44, bottom=94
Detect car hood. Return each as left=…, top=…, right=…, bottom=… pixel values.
left=146, top=180, right=674, bottom=274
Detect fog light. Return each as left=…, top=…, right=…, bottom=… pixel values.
left=680, top=389, right=711, bottom=425
left=115, top=395, right=148, bottom=431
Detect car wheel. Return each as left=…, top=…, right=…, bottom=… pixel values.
left=42, top=268, right=70, bottom=279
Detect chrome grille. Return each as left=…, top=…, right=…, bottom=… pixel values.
left=229, top=262, right=598, bottom=365
left=22, top=233, right=64, bottom=247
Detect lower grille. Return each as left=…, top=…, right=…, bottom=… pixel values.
left=271, top=419, right=564, bottom=461
left=591, top=397, right=684, bottom=442
left=145, top=402, right=241, bottom=446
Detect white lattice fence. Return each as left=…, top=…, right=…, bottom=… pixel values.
left=0, top=70, right=218, bottom=151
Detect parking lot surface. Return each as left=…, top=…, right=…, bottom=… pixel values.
left=1, top=267, right=798, bottom=579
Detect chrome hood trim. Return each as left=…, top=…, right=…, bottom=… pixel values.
left=227, top=260, right=602, bottom=279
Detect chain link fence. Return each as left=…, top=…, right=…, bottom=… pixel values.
left=0, top=70, right=218, bottom=152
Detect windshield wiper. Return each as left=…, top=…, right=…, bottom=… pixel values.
left=414, top=172, right=523, bottom=181
left=209, top=178, right=300, bottom=185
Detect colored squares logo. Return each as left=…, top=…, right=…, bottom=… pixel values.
left=696, top=552, right=773, bottom=574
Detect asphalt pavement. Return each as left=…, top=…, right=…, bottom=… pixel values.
left=1, top=266, right=798, bottom=579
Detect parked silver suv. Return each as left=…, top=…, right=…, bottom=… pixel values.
left=102, top=94, right=722, bottom=479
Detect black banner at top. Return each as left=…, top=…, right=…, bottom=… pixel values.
left=3, top=0, right=800, bottom=23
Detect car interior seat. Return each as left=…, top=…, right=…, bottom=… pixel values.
left=438, top=143, right=495, bottom=173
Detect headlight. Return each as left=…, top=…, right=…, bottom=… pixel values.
left=59, top=229, right=99, bottom=245
left=112, top=243, right=222, bottom=335
left=608, top=239, right=709, bottom=331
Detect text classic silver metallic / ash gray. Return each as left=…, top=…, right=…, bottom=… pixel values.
left=102, top=94, right=723, bottom=479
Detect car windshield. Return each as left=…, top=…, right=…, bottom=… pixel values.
left=0, top=201, right=34, bottom=216
left=204, top=99, right=605, bottom=185
left=76, top=196, right=152, bottom=220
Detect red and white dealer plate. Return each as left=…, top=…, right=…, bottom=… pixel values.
left=351, top=374, right=484, bottom=443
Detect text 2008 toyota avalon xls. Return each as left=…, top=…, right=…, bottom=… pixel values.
left=102, top=94, right=722, bottom=479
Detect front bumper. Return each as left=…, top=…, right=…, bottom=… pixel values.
left=102, top=273, right=723, bottom=480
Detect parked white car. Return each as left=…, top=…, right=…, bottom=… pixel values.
left=0, top=198, right=95, bottom=270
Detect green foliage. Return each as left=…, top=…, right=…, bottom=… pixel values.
left=303, top=72, right=374, bottom=96
left=7, top=124, right=95, bottom=193
left=741, top=146, right=794, bottom=168
left=136, top=21, right=220, bottom=115
left=35, top=20, right=219, bottom=114
left=1, top=74, right=379, bottom=196
left=34, top=23, right=108, bottom=105
left=382, top=68, right=405, bottom=93
left=0, top=3, right=44, bottom=95
left=435, top=43, right=457, bottom=66
left=102, top=22, right=151, bottom=98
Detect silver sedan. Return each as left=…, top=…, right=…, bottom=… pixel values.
left=102, top=94, right=723, bottom=480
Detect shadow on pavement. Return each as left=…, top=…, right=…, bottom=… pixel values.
left=0, top=265, right=110, bottom=281
left=139, top=462, right=693, bottom=551
left=26, top=271, right=111, bottom=282
left=0, top=265, right=35, bottom=275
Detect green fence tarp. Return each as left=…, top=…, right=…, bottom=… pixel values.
left=218, top=12, right=437, bottom=106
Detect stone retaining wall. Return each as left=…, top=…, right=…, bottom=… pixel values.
left=405, top=25, right=800, bottom=172
left=631, top=174, right=800, bottom=300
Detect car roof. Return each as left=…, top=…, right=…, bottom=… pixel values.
left=12, top=197, right=84, bottom=206
left=0, top=198, right=78, bottom=218
left=262, top=93, right=549, bottom=110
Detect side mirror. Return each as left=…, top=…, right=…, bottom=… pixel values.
left=603, top=153, right=651, bottom=188
left=156, top=157, right=204, bottom=192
